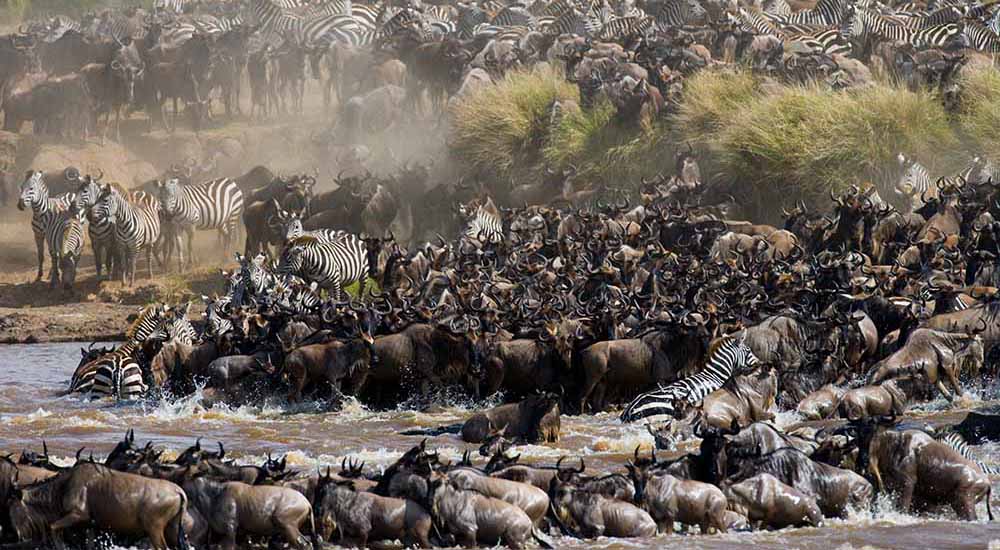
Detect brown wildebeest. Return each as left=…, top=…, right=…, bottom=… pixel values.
left=461, top=393, right=560, bottom=443
left=427, top=474, right=539, bottom=549
left=797, top=384, right=846, bottom=420
left=626, top=448, right=728, bottom=534
left=447, top=467, right=549, bottom=524
left=700, top=368, right=778, bottom=430
left=283, top=335, right=374, bottom=402
left=723, top=473, right=824, bottom=529
left=548, top=472, right=657, bottom=539
left=727, top=448, right=872, bottom=518
left=314, top=476, right=431, bottom=547
left=836, top=379, right=912, bottom=420
left=866, top=329, right=983, bottom=401
left=7, top=462, right=188, bottom=549
left=856, top=420, right=993, bottom=520
left=183, top=476, right=316, bottom=550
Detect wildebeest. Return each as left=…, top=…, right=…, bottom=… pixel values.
left=447, top=467, right=549, bottom=524
left=548, top=472, right=657, bottom=539
left=728, top=448, right=873, bottom=518
left=427, top=473, right=538, bottom=549
left=723, top=473, right=824, bottom=529
left=626, top=450, right=728, bottom=534
left=182, top=476, right=315, bottom=550
left=460, top=393, right=561, bottom=443
left=6, top=462, right=188, bottom=549
left=866, top=329, right=983, bottom=401
left=315, top=475, right=432, bottom=547
left=855, top=420, right=993, bottom=520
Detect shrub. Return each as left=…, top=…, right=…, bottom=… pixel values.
left=449, top=65, right=578, bottom=182
left=957, top=64, right=1000, bottom=164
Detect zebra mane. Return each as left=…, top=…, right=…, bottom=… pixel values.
left=288, top=235, right=321, bottom=247
left=126, top=304, right=163, bottom=340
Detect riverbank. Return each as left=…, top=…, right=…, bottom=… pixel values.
left=0, top=303, right=137, bottom=343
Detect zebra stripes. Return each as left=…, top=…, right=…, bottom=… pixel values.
left=71, top=305, right=168, bottom=399
left=92, top=184, right=161, bottom=286
left=938, top=431, right=999, bottom=476
left=46, top=204, right=86, bottom=288
left=277, top=234, right=368, bottom=298
left=896, top=153, right=932, bottom=206
left=620, top=334, right=761, bottom=423
left=157, top=177, right=244, bottom=269
left=203, top=295, right=235, bottom=338
left=282, top=212, right=348, bottom=244
left=18, top=171, right=76, bottom=281
left=464, top=197, right=504, bottom=245
left=850, top=10, right=961, bottom=47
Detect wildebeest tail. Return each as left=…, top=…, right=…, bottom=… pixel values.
left=309, top=509, right=322, bottom=547
left=173, top=489, right=190, bottom=550
left=988, top=485, right=994, bottom=521
left=532, top=526, right=556, bottom=548
left=399, top=423, right=463, bottom=436
left=547, top=500, right=577, bottom=538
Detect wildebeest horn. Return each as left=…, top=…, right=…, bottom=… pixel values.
left=218, top=442, right=225, bottom=459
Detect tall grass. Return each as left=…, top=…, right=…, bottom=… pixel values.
left=451, top=65, right=977, bottom=220
left=449, top=65, right=578, bottom=181
left=957, top=64, right=1000, bottom=164
left=706, top=78, right=959, bottom=217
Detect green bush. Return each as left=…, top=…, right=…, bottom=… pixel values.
left=706, top=79, right=959, bottom=218
left=957, top=64, right=1000, bottom=164
left=673, top=69, right=762, bottom=147
left=449, top=64, right=578, bottom=182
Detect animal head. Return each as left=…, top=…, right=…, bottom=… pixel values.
left=17, top=170, right=45, bottom=211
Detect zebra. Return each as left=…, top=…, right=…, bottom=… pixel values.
left=619, top=334, right=761, bottom=423
left=46, top=203, right=86, bottom=289
left=71, top=304, right=168, bottom=399
left=225, top=252, right=278, bottom=306
left=964, top=21, right=1000, bottom=53
left=896, top=153, right=933, bottom=208
left=851, top=10, right=961, bottom=48
left=462, top=197, right=504, bottom=245
left=265, top=275, right=322, bottom=313
left=248, top=0, right=306, bottom=34
left=202, top=295, right=236, bottom=338
left=791, top=27, right=853, bottom=55
left=156, top=177, right=244, bottom=270
left=150, top=303, right=199, bottom=345
left=282, top=211, right=348, bottom=244
left=18, top=170, right=76, bottom=282
left=938, top=431, right=1000, bottom=476
left=277, top=234, right=368, bottom=299
left=75, top=176, right=127, bottom=280
left=598, top=15, right=653, bottom=40
left=91, top=184, right=162, bottom=286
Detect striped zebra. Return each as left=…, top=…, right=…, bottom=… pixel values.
left=154, top=0, right=191, bottom=14
left=225, top=252, right=278, bottom=306
left=277, top=234, right=368, bottom=299
left=248, top=0, right=306, bottom=34
left=851, top=10, right=961, bottom=47
left=156, top=177, right=244, bottom=270
left=620, top=334, right=761, bottom=423
left=598, top=15, right=653, bottom=40
left=964, top=21, right=1000, bottom=53
left=938, top=431, right=999, bottom=476
left=265, top=275, right=322, bottom=313
left=75, top=177, right=134, bottom=280
left=91, top=184, right=161, bottom=286
left=150, top=303, right=199, bottom=345
left=282, top=212, right=348, bottom=244
left=463, top=197, right=504, bottom=245
left=70, top=304, right=168, bottom=399
left=18, top=170, right=76, bottom=282
left=202, top=295, right=236, bottom=338
left=791, top=27, right=853, bottom=55
left=896, top=153, right=933, bottom=208
left=47, top=203, right=86, bottom=289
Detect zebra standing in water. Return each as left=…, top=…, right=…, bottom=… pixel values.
left=620, top=334, right=761, bottom=423
left=462, top=196, right=504, bottom=246
left=277, top=234, right=368, bottom=299
left=938, top=431, right=999, bottom=476
left=150, top=302, right=199, bottom=345
left=91, top=184, right=161, bottom=286
left=46, top=202, right=87, bottom=289
left=156, top=177, right=244, bottom=271
left=18, top=170, right=76, bottom=281
left=70, top=304, right=169, bottom=400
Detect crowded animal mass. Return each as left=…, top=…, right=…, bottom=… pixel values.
left=3, top=0, right=1000, bottom=547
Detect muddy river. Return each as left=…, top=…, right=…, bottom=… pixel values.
left=3, top=342, right=1000, bottom=549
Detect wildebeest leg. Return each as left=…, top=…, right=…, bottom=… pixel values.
left=953, top=496, right=978, bottom=521
left=51, top=509, right=89, bottom=544
left=278, top=520, right=306, bottom=549
left=943, top=364, right=963, bottom=399
left=34, top=231, right=44, bottom=281
left=935, top=380, right=954, bottom=402
left=897, top=480, right=916, bottom=513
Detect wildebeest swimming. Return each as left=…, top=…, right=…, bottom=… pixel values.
left=1, top=420, right=994, bottom=549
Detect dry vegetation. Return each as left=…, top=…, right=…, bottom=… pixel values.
left=449, top=65, right=1000, bottom=219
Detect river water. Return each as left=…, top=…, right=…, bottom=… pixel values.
left=3, top=342, right=1000, bottom=549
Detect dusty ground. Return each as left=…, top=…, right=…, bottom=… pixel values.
left=0, top=210, right=229, bottom=342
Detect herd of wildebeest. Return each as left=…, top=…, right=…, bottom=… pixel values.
left=8, top=0, right=1000, bottom=547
